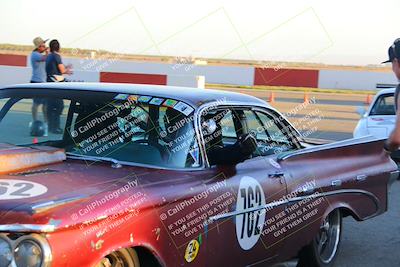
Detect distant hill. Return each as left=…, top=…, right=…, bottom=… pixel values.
left=0, top=43, right=391, bottom=72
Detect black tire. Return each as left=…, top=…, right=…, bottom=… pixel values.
left=96, top=248, right=140, bottom=267
left=297, top=210, right=342, bottom=267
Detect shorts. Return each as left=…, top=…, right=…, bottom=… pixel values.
left=33, top=98, right=47, bottom=105
left=30, top=80, right=46, bottom=105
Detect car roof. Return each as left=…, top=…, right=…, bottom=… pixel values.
left=376, top=88, right=395, bottom=95
left=1, top=82, right=268, bottom=109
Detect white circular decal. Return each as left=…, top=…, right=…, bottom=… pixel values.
left=235, top=176, right=266, bottom=250
left=0, top=180, right=48, bottom=200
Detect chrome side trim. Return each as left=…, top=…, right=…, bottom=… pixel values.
left=356, top=174, right=367, bottom=182
left=208, top=189, right=380, bottom=224
left=0, top=224, right=55, bottom=233
left=31, top=195, right=87, bottom=214
left=66, top=154, right=206, bottom=171
left=277, top=135, right=383, bottom=162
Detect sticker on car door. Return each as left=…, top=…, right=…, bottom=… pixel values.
left=235, top=176, right=266, bottom=250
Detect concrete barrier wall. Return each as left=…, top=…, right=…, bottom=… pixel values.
left=0, top=55, right=203, bottom=88
left=318, top=70, right=397, bottom=90
left=64, top=57, right=255, bottom=86
left=0, top=66, right=31, bottom=87
left=0, top=54, right=27, bottom=67
left=254, top=68, right=319, bottom=88
left=99, top=72, right=167, bottom=85
left=167, top=75, right=205, bottom=88
left=0, top=53, right=398, bottom=90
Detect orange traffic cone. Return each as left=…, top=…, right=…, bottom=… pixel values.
left=33, top=137, right=38, bottom=144
left=365, top=94, right=372, bottom=105
left=303, top=92, right=310, bottom=104
left=268, top=92, right=275, bottom=103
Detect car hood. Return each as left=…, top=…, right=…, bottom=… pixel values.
left=0, top=146, right=191, bottom=230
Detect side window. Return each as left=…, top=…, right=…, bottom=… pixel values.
left=0, top=98, right=71, bottom=145
left=201, top=109, right=240, bottom=158
left=0, top=98, right=9, bottom=110
left=370, top=94, right=395, bottom=115
left=244, top=110, right=295, bottom=156
left=220, top=110, right=238, bottom=145
left=256, top=112, right=290, bottom=143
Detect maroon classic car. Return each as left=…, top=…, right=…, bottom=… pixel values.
left=0, top=82, right=397, bottom=267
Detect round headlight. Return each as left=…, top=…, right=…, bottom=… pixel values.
left=0, top=237, right=12, bottom=266
left=14, top=239, right=43, bottom=267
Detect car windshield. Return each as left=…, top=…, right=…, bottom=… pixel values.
left=369, top=93, right=395, bottom=116
left=0, top=89, right=201, bottom=169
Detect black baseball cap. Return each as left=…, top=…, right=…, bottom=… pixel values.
left=382, top=38, right=400, bottom=63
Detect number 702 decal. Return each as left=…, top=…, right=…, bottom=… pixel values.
left=235, top=176, right=266, bottom=250
left=0, top=180, right=48, bottom=200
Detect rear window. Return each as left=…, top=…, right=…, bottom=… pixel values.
left=369, top=94, right=395, bottom=116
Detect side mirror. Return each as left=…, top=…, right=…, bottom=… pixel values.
left=356, top=106, right=367, bottom=117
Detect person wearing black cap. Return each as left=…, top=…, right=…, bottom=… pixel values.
left=383, top=38, right=400, bottom=153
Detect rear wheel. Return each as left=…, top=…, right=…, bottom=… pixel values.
left=96, top=248, right=140, bottom=267
left=297, top=210, right=342, bottom=267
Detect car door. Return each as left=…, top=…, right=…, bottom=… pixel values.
left=203, top=107, right=295, bottom=266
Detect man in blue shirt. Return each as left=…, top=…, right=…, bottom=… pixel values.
left=30, top=36, right=49, bottom=136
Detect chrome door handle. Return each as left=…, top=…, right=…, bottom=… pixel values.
left=268, top=172, right=285, bottom=178
left=299, top=186, right=315, bottom=195
left=331, top=180, right=342, bottom=187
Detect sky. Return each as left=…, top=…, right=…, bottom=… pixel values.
left=0, top=0, right=399, bottom=66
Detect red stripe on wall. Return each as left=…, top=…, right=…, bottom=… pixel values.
left=0, top=54, right=27, bottom=67
left=100, top=72, right=167, bottom=85
left=254, top=68, right=319, bottom=88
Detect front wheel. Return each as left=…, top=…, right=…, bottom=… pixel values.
left=96, top=248, right=140, bottom=267
left=297, top=209, right=342, bottom=267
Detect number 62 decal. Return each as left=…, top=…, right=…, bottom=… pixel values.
left=0, top=179, right=48, bottom=200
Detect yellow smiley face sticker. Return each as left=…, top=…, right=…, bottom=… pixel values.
left=184, top=239, right=200, bottom=263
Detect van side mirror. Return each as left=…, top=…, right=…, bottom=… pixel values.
left=356, top=106, right=367, bottom=117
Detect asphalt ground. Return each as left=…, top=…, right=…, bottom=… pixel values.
left=271, top=180, right=400, bottom=267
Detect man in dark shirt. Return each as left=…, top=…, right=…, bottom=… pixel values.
left=45, top=40, right=72, bottom=134
left=383, top=38, right=400, bottom=152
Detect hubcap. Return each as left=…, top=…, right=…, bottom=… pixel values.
left=316, top=210, right=341, bottom=264
left=96, top=251, right=132, bottom=267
